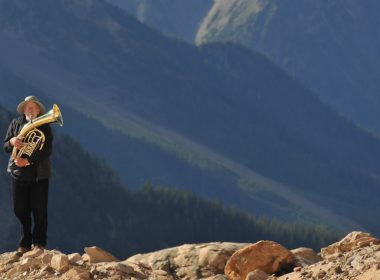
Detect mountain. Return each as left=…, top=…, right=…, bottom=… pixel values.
left=105, top=0, right=213, bottom=41
left=196, top=0, right=380, bottom=133
left=0, top=62, right=295, bottom=224
left=0, top=105, right=337, bottom=259
left=1, top=0, right=380, bottom=235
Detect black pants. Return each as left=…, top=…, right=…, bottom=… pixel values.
left=12, top=178, right=49, bottom=249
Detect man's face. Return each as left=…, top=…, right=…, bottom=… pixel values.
left=24, top=101, right=41, bottom=120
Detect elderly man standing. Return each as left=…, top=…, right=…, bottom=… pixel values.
left=3, top=96, right=54, bottom=256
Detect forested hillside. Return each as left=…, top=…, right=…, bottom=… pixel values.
left=0, top=63, right=295, bottom=223
left=1, top=0, right=380, bottom=236
left=0, top=106, right=338, bottom=258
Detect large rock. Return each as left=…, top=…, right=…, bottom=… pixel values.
left=83, top=246, right=119, bottom=263
left=321, top=231, right=380, bottom=258
left=127, top=242, right=248, bottom=279
left=291, top=247, right=321, bottom=267
left=224, top=241, right=294, bottom=280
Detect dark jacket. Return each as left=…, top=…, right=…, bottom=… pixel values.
left=3, top=116, right=53, bottom=180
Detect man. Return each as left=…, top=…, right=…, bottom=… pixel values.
left=3, top=96, right=53, bottom=256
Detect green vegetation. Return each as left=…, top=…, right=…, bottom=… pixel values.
left=1, top=0, right=380, bottom=242
left=0, top=106, right=339, bottom=258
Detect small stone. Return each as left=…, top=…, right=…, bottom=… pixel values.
left=108, top=262, right=134, bottom=274
left=99, top=262, right=129, bottom=274
left=51, top=253, right=70, bottom=273
left=154, top=269, right=168, bottom=276
left=6, top=267, right=19, bottom=278
left=82, top=253, right=90, bottom=262
left=90, top=266, right=98, bottom=275
left=293, top=267, right=302, bottom=272
left=41, top=253, right=53, bottom=264
left=68, top=253, right=83, bottom=264
left=18, top=257, right=40, bottom=272
left=317, top=270, right=326, bottom=278
left=65, top=267, right=91, bottom=280
left=334, top=266, right=343, bottom=274
left=41, top=265, right=55, bottom=273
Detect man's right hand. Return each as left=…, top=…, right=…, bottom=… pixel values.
left=10, top=137, right=24, bottom=149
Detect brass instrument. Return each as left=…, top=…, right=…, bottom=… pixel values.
left=12, top=104, right=63, bottom=160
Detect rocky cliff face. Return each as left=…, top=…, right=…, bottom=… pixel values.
left=0, top=231, right=378, bottom=279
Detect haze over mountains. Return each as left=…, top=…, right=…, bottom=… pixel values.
left=0, top=105, right=337, bottom=258
left=1, top=0, right=380, bottom=239
left=115, top=0, right=380, bottom=134
left=106, top=0, right=213, bottom=42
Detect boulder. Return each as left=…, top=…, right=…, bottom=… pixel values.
left=291, top=247, right=321, bottom=267
left=224, top=241, right=294, bottom=280
left=83, top=246, right=119, bottom=263
left=198, top=245, right=234, bottom=271
left=127, top=242, right=248, bottom=280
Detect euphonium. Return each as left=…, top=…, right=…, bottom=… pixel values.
left=12, top=104, right=63, bottom=160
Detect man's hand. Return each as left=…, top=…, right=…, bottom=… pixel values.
left=10, top=137, right=24, bottom=149
left=14, top=157, right=30, bottom=167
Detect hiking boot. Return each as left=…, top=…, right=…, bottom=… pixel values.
left=22, top=244, right=45, bottom=257
left=32, top=244, right=45, bottom=250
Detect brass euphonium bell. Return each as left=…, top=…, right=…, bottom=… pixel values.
left=12, top=104, right=63, bottom=160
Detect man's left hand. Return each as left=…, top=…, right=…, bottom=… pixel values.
left=15, top=157, right=30, bottom=167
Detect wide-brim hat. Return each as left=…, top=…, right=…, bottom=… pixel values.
left=17, top=96, right=46, bottom=115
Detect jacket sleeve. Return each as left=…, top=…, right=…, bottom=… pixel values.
left=3, top=120, right=16, bottom=154
left=28, top=124, right=53, bottom=165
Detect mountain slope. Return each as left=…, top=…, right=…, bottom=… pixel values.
left=196, top=0, right=380, bottom=133
left=1, top=0, right=380, bottom=235
left=0, top=61, right=299, bottom=224
left=0, top=106, right=338, bottom=258
left=105, top=0, right=213, bottom=41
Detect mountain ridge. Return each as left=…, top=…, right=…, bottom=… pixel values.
left=196, top=0, right=380, bottom=134
left=105, top=0, right=213, bottom=42
left=1, top=0, right=380, bottom=235
left=0, top=104, right=338, bottom=258
left=0, top=33, right=362, bottom=231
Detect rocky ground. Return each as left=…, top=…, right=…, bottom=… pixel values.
left=0, top=231, right=379, bottom=279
